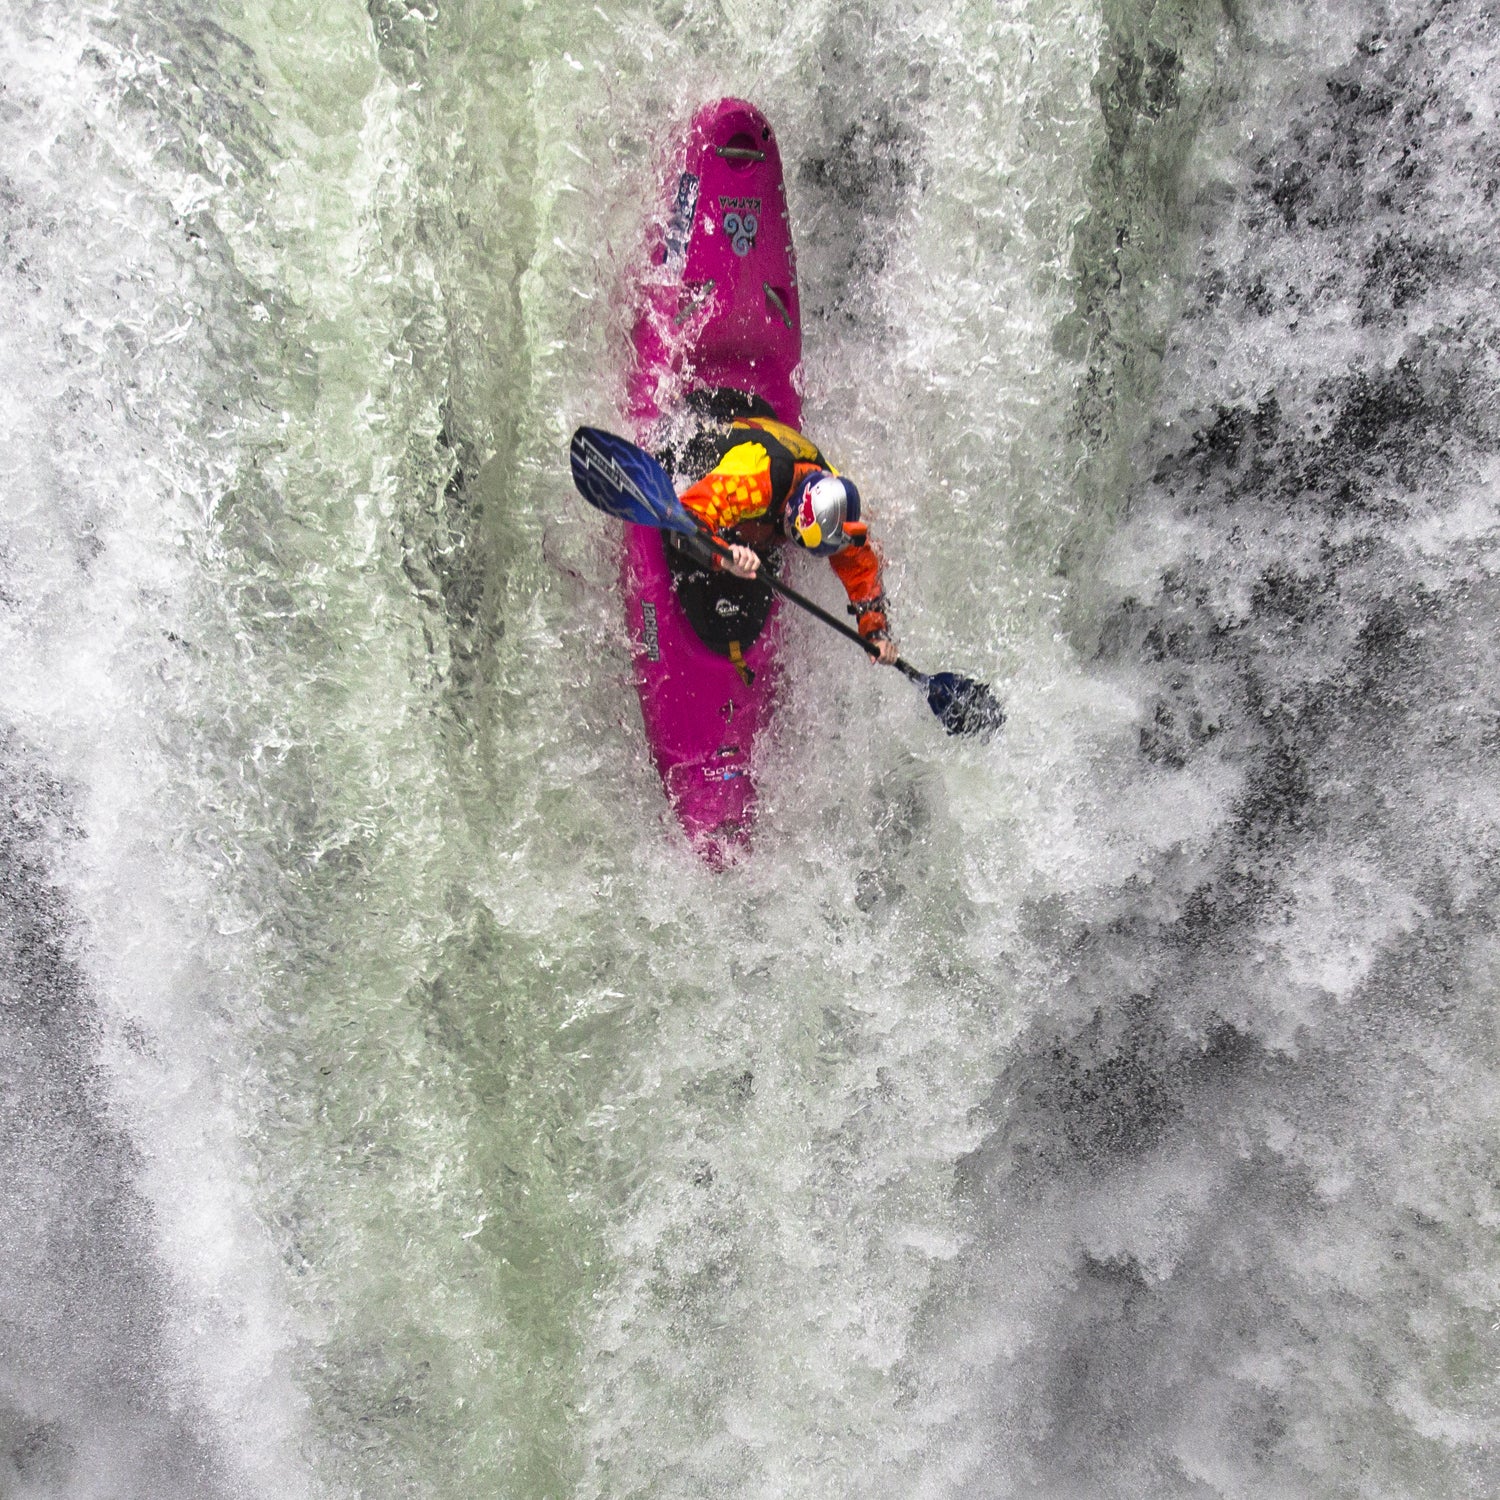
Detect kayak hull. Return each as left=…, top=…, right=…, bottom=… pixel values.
left=624, top=99, right=802, bottom=864
left=621, top=528, right=784, bottom=865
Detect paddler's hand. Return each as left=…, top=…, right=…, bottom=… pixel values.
left=869, top=637, right=899, bottom=667
left=723, top=543, right=761, bottom=579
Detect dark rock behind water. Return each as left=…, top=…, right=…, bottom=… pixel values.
left=0, top=731, right=238, bottom=1500
left=931, top=3, right=1500, bottom=1494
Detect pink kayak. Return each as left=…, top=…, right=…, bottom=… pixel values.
left=622, top=99, right=802, bottom=866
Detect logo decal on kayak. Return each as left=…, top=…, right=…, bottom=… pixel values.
left=641, top=602, right=660, bottom=662
left=719, top=196, right=760, bottom=257
left=665, top=172, right=699, bottom=270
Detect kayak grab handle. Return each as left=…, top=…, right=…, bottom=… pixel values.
left=716, top=146, right=766, bottom=161
left=672, top=280, right=716, bottom=328
left=763, top=284, right=792, bottom=328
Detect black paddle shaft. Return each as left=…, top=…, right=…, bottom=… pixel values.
left=675, top=531, right=922, bottom=681
left=673, top=522, right=1005, bottom=740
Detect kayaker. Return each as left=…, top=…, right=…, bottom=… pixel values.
left=675, top=414, right=899, bottom=665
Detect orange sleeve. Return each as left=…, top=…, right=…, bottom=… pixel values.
left=828, top=523, right=890, bottom=640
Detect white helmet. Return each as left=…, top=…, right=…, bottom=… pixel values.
left=785, top=472, right=859, bottom=555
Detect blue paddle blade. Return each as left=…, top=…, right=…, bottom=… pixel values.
left=570, top=426, right=698, bottom=536
left=922, top=671, right=1007, bottom=739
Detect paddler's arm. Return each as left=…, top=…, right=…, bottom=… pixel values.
left=669, top=525, right=760, bottom=577
left=678, top=452, right=774, bottom=579
left=829, top=523, right=898, bottom=665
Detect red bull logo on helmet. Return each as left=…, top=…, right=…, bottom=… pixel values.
left=788, top=474, right=850, bottom=553
left=792, top=490, right=822, bottom=549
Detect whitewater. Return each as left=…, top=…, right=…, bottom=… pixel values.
left=1, top=0, right=1495, bottom=1496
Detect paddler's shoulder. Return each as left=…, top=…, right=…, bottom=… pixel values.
left=732, top=416, right=824, bottom=464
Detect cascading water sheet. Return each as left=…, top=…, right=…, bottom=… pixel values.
left=1, top=1, right=1496, bottom=1498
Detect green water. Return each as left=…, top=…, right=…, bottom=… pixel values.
left=138, top=6, right=1128, bottom=1491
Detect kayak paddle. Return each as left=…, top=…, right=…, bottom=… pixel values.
left=569, top=426, right=1006, bottom=740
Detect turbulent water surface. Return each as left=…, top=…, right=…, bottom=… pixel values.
left=2, top=0, right=1497, bottom=1496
